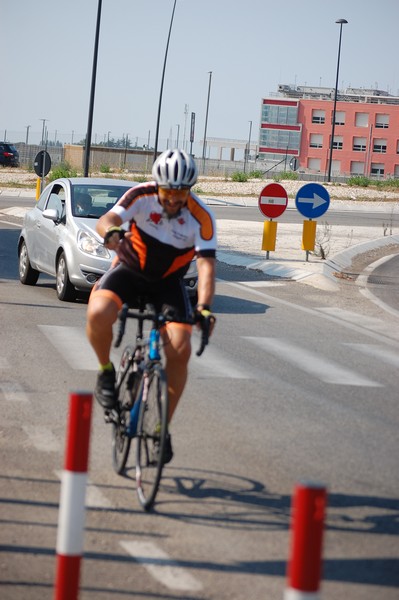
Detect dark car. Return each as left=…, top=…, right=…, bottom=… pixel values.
left=0, top=142, right=19, bottom=167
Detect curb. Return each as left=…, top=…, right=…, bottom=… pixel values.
left=323, top=234, right=399, bottom=281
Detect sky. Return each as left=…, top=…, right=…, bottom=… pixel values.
left=2, top=0, right=399, bottom=153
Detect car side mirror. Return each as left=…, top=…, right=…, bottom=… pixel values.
left=43, top=208, right=60, bottom=223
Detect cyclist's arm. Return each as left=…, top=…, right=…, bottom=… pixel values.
left=96, top=212, right=123, bottom=249
left=196, top=256, right=216, bottom=310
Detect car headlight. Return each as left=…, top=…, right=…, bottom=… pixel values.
left=77, top=230, right=111, bottom=258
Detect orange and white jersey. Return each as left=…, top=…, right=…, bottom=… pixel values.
left=110, top=182, right=217, bottom=282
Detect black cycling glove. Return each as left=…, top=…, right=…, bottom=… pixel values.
left=103, top=226, right=125, bottom=245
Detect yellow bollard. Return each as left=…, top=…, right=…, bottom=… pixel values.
left=302, top=220, right=317, bottom=251
left=35, top=178, right=41, bottom=201
left=262, top=220, right=277, bottom=252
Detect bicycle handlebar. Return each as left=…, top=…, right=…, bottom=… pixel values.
left=114, top=303, right=214, bottom=357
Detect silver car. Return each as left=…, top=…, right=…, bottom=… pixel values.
left=18, top=177, right=198, bottom=302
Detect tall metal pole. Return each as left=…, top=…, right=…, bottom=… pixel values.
left=40, top=119, right=47, bottom=146
left=84, top=0, right=102, bottom=177
left=153, top=0, right=177, bottom=163
left=244, top=120, right=252, bottom=173
left=202, top=70, right=213, bottom=174
left=327, top=18, right=348, bottom=183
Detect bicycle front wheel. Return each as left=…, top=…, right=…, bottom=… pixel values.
left=135, top=365, right=169, bottom=511
left=112, top=347, right=135, bottom=474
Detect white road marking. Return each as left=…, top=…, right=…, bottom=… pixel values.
left=120, top=540, right=203, bottom=591
left=22, top=426, right=61, bottom=451
left=343, top=343, right=399, bottom=368
left=315, top=307, right=385, bottom=329
left=38, top=325, right=99, bottom=370
left=240, top=280, right=286, bottom=288
left=0, top=381, right=30, bottom=402
left=190, top=333, right=251, bottom=378
left=243, top=337, right=382, bottom=387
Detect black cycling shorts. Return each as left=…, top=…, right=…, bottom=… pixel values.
left=95, top=262, right=192, bottom=319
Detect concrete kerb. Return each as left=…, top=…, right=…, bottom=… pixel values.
left=323, top=234, right=399, bottom=281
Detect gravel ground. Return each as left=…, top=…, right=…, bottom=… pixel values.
left=0, top=168, right=398, bottom=202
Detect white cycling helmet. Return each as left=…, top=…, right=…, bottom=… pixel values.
left=152, top=149, right=198, bottom=189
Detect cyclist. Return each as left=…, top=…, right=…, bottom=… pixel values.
left=86, top=149, right=217, bottom=463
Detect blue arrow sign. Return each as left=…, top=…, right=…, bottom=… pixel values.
left=295, top=183, right=330, bottom=219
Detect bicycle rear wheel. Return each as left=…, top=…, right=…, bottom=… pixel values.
left=135, top=365, right=169, bottom=511
left=112, top=347, right=135, bottom=474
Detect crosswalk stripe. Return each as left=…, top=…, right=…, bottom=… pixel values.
left=243, top=337, right=382, bottom=387
left=343, top=343, right=399, bottom=368
left=190, top=333, right=251, bottom=378
left=22, top=426, right=61, bottom=451
left=38, top=325, right=99, bottom=370
left=120, top=540, right=203, bottom=591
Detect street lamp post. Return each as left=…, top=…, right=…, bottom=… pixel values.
left=40, top=119, right=48, bottom=147
left=153, top=0, right=177, bottom=162
left=84, top=0, right=102, bottom=177
left=244, top=120, right=252, bottom=173
left=327, top=18, right=348, bottom=183
left=202, top=70, right=213, bottom=174
left=25, top=125, right=31, bottom=146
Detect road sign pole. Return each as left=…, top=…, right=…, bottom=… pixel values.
left=302, top=220, right=317, bottom=261
left=261, top=219, right=277, bottom=257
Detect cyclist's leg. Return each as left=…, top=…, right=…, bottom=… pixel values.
left=161, top=323, right=191, bottom=421
left=86, top=264, right=141, bottom=408
left=87, top=263, right=143, bottom=364
left=157, top=279, right=193, bottom=422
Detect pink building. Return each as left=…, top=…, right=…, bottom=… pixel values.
left=259, top=86, right=399, bottom=179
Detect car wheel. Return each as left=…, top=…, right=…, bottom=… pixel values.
left=56, top=252, right=76, bottom=301
left=19, top=240, right=40, bottom=285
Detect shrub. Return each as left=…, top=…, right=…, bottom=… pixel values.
left=248, top=170, right=263, bottom=179
left=100, top=164, right=111, bottom=173
left=48, top=162, right=78, bottom=181
left=273, top=171, right=298, bottom=182
left=231, top=171, right=249, bottom=182
left=347, top=175, right=370, bottom=187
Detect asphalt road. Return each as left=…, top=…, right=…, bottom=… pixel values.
left=0, top=214, right=398, bottom=599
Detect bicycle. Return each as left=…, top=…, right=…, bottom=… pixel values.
left=106, top=299, right=213, bottom=511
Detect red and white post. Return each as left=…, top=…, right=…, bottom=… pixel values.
left=54, top=392, right=93, bottom=600
left=284, top=481, right=327, bottom=600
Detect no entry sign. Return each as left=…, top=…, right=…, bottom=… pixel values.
left=258, top=183, right=288, bottom=219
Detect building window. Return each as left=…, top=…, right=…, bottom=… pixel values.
left=312, top=109, right=325, bottom=124
left=370, top=163, right=384, bottom=177
left=309, top=134, right=323, bottom=148
left=308, top=158, right=321, bottom=171
left=333, top=136, right=343, bottom=150
left=355, top=113, right=369, bottom=127
left=351, top=161, right=365, bottom=175
left=259, top=128, right=301, bottom=151
left=353, top=137, right=367, bottom=152
left=334, top=111, right=345, bottom=125
left=375, top=114, right=389, bottom=128
left=373, top=139, right=387, bottom=153
left=261, top=104, right=298, bottom=125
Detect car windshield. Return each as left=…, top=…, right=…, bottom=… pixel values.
left=72, top=184, right=130, bottom=218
